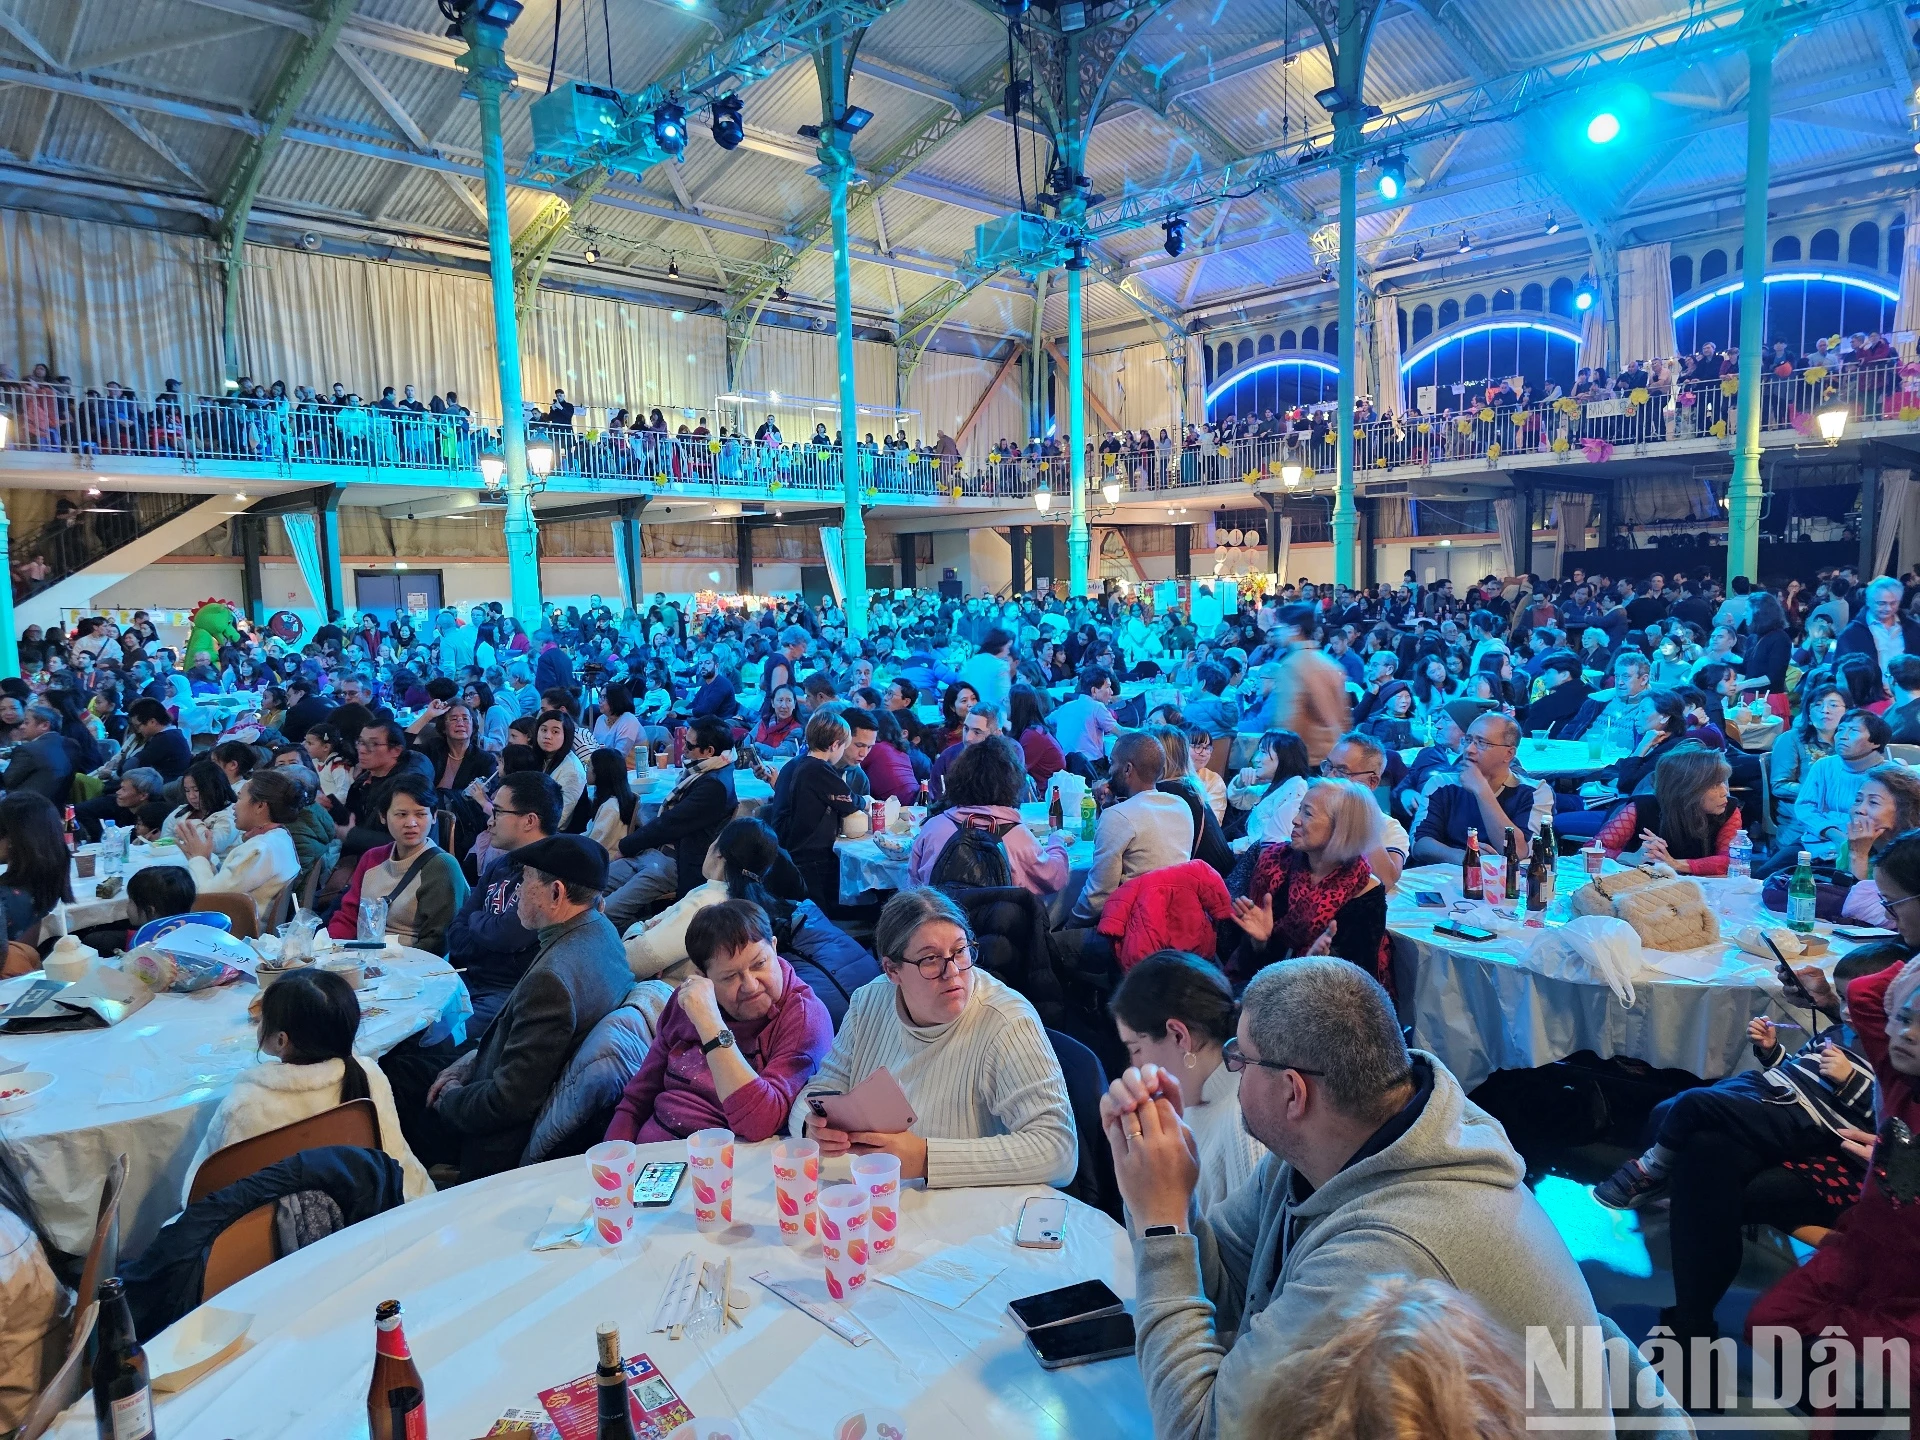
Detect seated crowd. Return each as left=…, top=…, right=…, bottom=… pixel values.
left=2, top=560, right=1917, bottom=1430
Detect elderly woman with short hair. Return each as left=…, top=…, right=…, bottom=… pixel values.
left=791, top=886, right=1076, bottom=1188
left=1226, top=777, right=1392, bottom=990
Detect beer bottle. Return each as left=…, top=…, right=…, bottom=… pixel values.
left=1527, top=823, right=1551, bottom=914
left=368, top=1300, right=427, bottom=1440
left=1048, top=785, right=1064, bottom=834
left=92, top=1277, right=154, bottom=1440
left=595, top=1323, right=637, bottom=1440
left=64, top=805, right=81, bottom=856
left=1502, top=825, right=1521, bottom=907
left=1462, top=828, right=1483, bottom=900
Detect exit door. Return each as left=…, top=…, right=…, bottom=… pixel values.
left=354, top=570, right=444, bottom=626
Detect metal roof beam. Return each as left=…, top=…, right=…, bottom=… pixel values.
left=92, top=101, right=209, bottom=190
left=336, top=44, right=487, bottom=231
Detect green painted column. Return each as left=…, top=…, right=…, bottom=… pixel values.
left=0, top=498, right=17, bottom=679
left=1727, top=27, right=1772, bottom=587
left=829, top=153, right=869, bottom=635
left=1332, top=147, right=1358, bottom=587
left=1067, top=262, right=1089, bottom=597
left=461, top=21, right=541, bottom=632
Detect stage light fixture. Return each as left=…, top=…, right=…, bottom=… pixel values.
left=1321, top=265, right=1334, bottom=283
left=667, top=258, right=679, bottom=278
left=1412, top=242, right=1424, bottom=261
left=836, top=106, right=873, bottom=134
left=1545, top=213, right=1560, bottom=235
left=583, top=246, right=598, bottom=264
left=1586, top=110, right=1621, bottom=143
left=653, top=102, right=687, bottom=156
left=1162, top=214, right=1187, bottom=258
left=710, top=93, right=744, bottom=150
left=1376, top=155, right=1405, bottom=201
left=1574, top=274, right=1596, bottom=311
left=1065, top=238, right=1088, bottom=271
left=773, top=284, right=789, bottom=301
left=1458, top=232, right=1471, bottom=253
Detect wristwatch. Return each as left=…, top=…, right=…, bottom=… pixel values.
left=1141, top=1224, right=1182, bottom=1239
left=701, top=1029, right=737, bottom=1055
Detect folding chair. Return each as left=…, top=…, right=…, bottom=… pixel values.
left=193, top=891, right=260, bottom=940
left=190, top=1098, right=380, bottom=1203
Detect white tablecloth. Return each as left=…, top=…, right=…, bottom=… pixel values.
left=638, top=769, right=774, bottom=822
left=1394, top=738, right=1628, bottom=782
left=0, top=946, right=470, bottom=1255
left=1391, top=863, right=1866, bottom=1090
left=54, top=1139, right=1148, bottom=1440
left=836, top=813, right=1096, bottom=920
left=61, top=845, right=189, bottom=934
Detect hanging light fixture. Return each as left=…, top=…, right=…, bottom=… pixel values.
left=667, top=257, right=679, bottom=278
left=709, top=93, right=745, bottom=150
left=583, top=246, right=599, bottom=264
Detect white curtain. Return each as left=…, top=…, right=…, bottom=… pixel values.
left=1896, top=193, right=1920, bottom=362
left=610, top=520, right=632, bottom=609
left=819, top=525, right=846, bottom=606
left=1274, top=516, right=1293, bottom=583
left=1371, top=295, right=1405, bottom=412
left=1493, top=496, right=1528, bottom=579
left=279, top=512, right=327, bottom=617
left=1617, top=244, right=1677, bottom=370
left=1185, top=335, right=1206, bottom=431
left=1877, top=470, right=1914, bottom=578
left=1556, top=494, right=1592, bottom=556
left=1579, top=305, right=1607, bottom=372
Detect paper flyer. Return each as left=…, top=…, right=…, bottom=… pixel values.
left=536, top=1352, right=693, bottom=1440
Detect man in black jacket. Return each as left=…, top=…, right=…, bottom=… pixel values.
left=602, top=715, right=739, bottom=931
left=1834, top=576, right=1920, bottom=684
left=0, top=705, right=72, bottom=801
left=280, top=676, right=334, bottom=743
left=1526, top=652, right=1593, bottom=738
left=446, top=771, right=560, bottom=1032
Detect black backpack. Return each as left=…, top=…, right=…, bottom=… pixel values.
left=929, top=813, right=1015, bottom=891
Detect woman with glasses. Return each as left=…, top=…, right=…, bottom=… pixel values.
left=1110, top=950, right=1264, bottom=1209
left=791, top=887, right=1075, bottom=1188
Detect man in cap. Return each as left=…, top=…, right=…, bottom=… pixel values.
left=386, top=833, right=631, bottom=1181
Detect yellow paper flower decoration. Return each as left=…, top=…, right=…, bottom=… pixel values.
left=1102, top=452, right=1116, bottom=466
left=1709, top=419, right=1728, bottom=438
left=1417, top=422, right=1432, bottom=434
left=1477, top=407, right=1496, bottom=423
left=950, top=485, right=963, bottom=498
left=1629, top=387, right=1650, bottom=407
left=1268, top=460, right=1285, bottom=475
left=585, top=428, right=601, bottom=443
left=1486, top=443, right=1502, bottom=460
left=1555, top=397, right=1579, bottom=416
left=1373, top=458, right=1387, bottom=468
left=988, top=451, right=1001, bottom=463
left=1552, top=437, right=1570, bottom=453
left=1456, top=418, right=1473, bottom=434
left=653, top=472, right=670, bottom=483
left=707, top=439, right=721, bottom=453
left=1903, top=406, right=1920, bottom=423
left=1803, top=365, right=1829, bottom=384
left=1243, top=471, right=1260, bottom=485
left=1303, top=467, right=1316, bottom=480
left=1719, top=376, right=1739, bottom=397
left=1217, top=446, right=1232, bottom=458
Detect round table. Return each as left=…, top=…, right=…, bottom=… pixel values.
left=637, top=769, right=774, bottom=822
left=60, top=845, right=185, bottom=935
left=1516, top=737, right=1629, bottom=780
left=53, top=1140, right=1148, bottom=1440
left=836, top=807, right=1097, bottom=922
left=1389, top=862, right=1868, bottom=1091
left=0, top=946, right=470, bottom=1255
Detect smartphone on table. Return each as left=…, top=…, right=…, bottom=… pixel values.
left=1007, top=1281, right=1125, bottom=1332
left=632, top=1161, right=686, bottom=1207
left=1026, top=1312, right=1137, bottom=1369
left=1434, top=920, right=1497, bottom=942
left=1014, top=1194, right=1069, bottom=1249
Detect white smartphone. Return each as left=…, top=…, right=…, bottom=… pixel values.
left=1014, top=1194, right=1069, bottom=1249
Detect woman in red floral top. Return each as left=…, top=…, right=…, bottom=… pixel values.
left=1594, top=744, right=1740, bottom=876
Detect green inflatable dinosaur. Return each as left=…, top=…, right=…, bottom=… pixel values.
left=185, top=598, right=241, bottom=664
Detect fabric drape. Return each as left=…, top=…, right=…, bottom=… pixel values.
left=1896, top=193, right=1920, bottom=362
left=1875, top=469, right=1915, bottom=578
left=1617, top=244, right=1677, bottom=369
left=1370, top=295, right=1405, bottom=412
left=1556, top=494, right=1592, bottom=557
left=610, top=519, right=630, bottom=609
left=819, top=526, right=846, bottom=606
left=1274, top=516, right=1293, bottom=582
left=1579, top=305, right=1607, bottom=372
left=1493, top=496, right=1528, bottom=579
left=279, top=512, right=327, bottom=614
left=1185, top=335, right=1206, bottom=432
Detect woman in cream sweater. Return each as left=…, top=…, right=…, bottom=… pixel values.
left=184, top=966, right=431, bottom=1202
left=176, top=768, right=303, bottom=914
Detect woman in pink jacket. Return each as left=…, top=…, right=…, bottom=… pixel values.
left=908, top=738, right=1073, bottom=895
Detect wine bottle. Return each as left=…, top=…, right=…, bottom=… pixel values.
left=1048, top=785, right=1064, bottom=834
left=92, top=1278, right=154, bottom=1440
left=596, top=1323, right=637, bottom=1440
left=368, top=1300, right=427, bottom=1440
left=1462, top=827, right=1483, bottom=900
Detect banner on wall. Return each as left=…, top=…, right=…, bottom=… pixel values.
left=1417, top=385, right=1437, bottom=414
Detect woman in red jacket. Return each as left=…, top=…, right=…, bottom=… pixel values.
left=1009, top=685, right=1064, bottom=789
left=750, top=685, right=803, bottom=757
left=863, top=708, right=921, bottom=804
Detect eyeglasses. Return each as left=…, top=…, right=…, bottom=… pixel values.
left=892, top=942, right=976, bottom=980
left=491, top=806, right=530, bottom=819
left=1222, top=1036, right=1324, bottom=1076
left=1463, top=736, right=1513, bottom=752
left=1320, top=761, right=1380, bottom=782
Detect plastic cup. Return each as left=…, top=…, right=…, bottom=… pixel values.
left=772, top=1138, right=820, bottom=1247
left=849, top=1153, right=900, bottom=1256
left=687, top=1127, right=734, bottom=1232
left=818, top=1183, right=871, bottom=1300
left=585, top=1140, right=637, bottom=1245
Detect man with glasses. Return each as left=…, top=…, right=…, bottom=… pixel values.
left=1099, top=957, right=1613, bottom=1436
left=1408, top=712, right=1536, bottom=867
left=447, top=770, right=561, bottom=1031
left=1321, top=731, right=1408, bottom=887
left=331, top=719, right=434, bottom=865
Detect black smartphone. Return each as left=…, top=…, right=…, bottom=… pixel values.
left=1026, top=1312, right=1137, bottom=1369
left=632, top=1161, right=686, bottom=1206
left=1007, top=1281, right=1125, bottom=1333
left=1435, top=920, right=1497, bottom=942
left=1414, top=891, right=1446, bottom=908
left=339, top=939, right=386, bottom=951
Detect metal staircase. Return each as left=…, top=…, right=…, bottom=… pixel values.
left=10, top=491, right=211, bottom=600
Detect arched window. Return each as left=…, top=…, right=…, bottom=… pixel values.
left=1302, top=325, right=1320, bottom=351
left=1700, top=249, right=1728, bottom=282
left=1202, top=345, right=1213, bottom=386
left=1464, top=293, right=1488, bottom=317
left=1772, top=235, right=1801, bottom=262
left=1670, top=254, right=1693, bottom=296
left=1735, top=246, right=1742, bottom=269
left=1216, top=343, right=1233, bottom=375
left=1257, top=333, right=1275, bottom=355
left=1236, top=338, right=1254, bottom=365
left=1437, top=299, right=1459, bottom=328
left=1279, top=329, right=1297, bottom=349
left=1889, top=219, right=1907, bottom=278
left=1520, top=282, right=1543, bottom=310
left=1398, top=307, right=1408, bottom=350
left=1548, top=277, right=1574, bottom=317
left=1323, top=322, right=1338, bottom=353
left=1849, top=222, right=1880, bottom=269
left=1410, top=305, right=1432, bottom=343
left=1491, top=288, right=1515, bottom=311
left=1809, top=229, right=1840, bottom=261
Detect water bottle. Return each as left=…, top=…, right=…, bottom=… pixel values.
left=100, top=822, right=123, bottom=876
left=359, top=894, right=390, bottom=943
left=1727, top=829, right=1752, bottom=880
left=1785, top=851, right=1817, bottom=933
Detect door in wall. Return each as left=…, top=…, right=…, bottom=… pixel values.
left=354, top=570, right=444, bottom=626
left=799, top=565, right=832, bottom=607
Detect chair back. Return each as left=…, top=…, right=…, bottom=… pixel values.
left=17, top=1303, right=96, bottom=1440
left=76, top=1154, right=127, bottom=1323
left=194, top=890, right=261, bottom=940
left=296, top=850, right=333, bottom=912
left=1045, top=1028, right=1120, bottom=1222
left=189, top=1097, right=380, bottom=1203
left=1890, top=743, right=1920, bottom=767
left=261, top=875, right=299, bottom=932
left=2, top=939, right=39, bottom=979
left=129, top=911, right=234, bottom=947
left=201, top=1204, right=276, bottom=1303
left=436, top=808, right=458, bottom=851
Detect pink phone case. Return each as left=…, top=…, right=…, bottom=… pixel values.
left=811, top=1067, right=918, bottom=1134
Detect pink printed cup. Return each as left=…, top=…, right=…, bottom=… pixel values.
left=849, top=1153, right=900, bottom=1256
left=585, top=1140, right=637, bottom=1245
left=772, top=1137, right=821, bottom=1247
left=818, top=1183, right=871, bottom=1300
left=687, top=1127, right=735, bottom=1232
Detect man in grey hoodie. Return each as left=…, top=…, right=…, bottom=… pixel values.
left=1102, top=959, right=1683, bottom=1438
